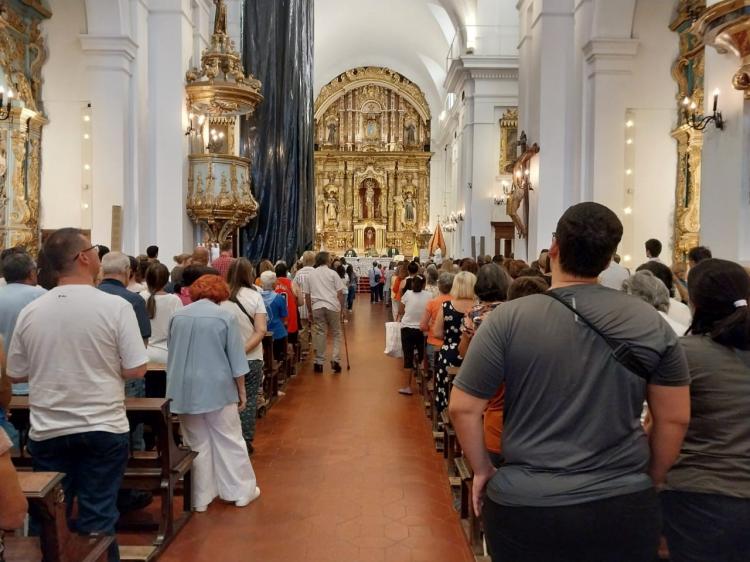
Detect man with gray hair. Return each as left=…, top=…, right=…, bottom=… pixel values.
left=0, top=251, right=45, bottom=442
left=303, top=251, right=346, bottom=374
left=98, top=252, right=151, bottom=460
left=99, top=252, right=151, bottom=345
left=294, top=250, right=316, bottom=355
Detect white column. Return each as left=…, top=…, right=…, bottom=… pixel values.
left=147, top=0, right=199, bottom=260
left=78, top=35, right=136, bottom=248
left=582, top=39, right=638, bottom=211
left=700, top=48, right=750, bottom=263
left=523, top=0, right=577, bottom=260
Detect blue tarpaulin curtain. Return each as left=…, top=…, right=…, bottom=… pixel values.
left=240, top=0, right=314, bottom=265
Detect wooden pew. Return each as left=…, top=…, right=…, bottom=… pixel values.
left=6, top=471, right=114, bottom=562
left=9, top=397, right=196, bottom=561
left=119, top=398, right=197, bottom=557
left=454, top=458, right=483, bottom=555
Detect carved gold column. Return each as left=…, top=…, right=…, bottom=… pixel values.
left=670, top=0, right=706, bottom=263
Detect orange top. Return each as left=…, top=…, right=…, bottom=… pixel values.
left=392, top=276, right=403, bottom=302
left=425, top=294, right=452, bottom=347
left=483, top=385, right=505, bottom=454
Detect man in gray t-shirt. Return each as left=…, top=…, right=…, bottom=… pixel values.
left=450, top=202, right=690, bottom=562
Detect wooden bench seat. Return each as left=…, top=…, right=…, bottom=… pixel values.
left=15, top=471, right=113, bottom=562
left=9, top=397, right=196, bottom=560
left=454, top=457, right=483, bottom=555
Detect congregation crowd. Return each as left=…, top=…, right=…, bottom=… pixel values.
left=384, top=202, right=750, bottom=562
left=0, top=233, right=355, bottom=561
left=0, top=199, right=748, bottom=562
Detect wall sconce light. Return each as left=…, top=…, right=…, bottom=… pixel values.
left=0, top=87, right=14, bottom=121
left=456, top=210, right=465, bottom=222
left=185, top=112, right=206, bottom=136
left=682, top=89, right=724, bottom=131
left=494, top=181, right=512, bottom=205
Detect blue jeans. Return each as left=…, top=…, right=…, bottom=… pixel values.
left=124, top=378, right=145, bottom=451
left=347, top=286, right=356, bottom=310
left=28, top=431, right=129, bottom=562
left=662, top=490, right=750, bottom=562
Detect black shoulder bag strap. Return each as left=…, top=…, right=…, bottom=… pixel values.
left=545, top=291, right=653, bottom=382
left=230, top=296, right=255, bottom=328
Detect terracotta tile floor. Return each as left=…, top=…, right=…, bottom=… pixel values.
left=159, top=296, right=475, bottom=562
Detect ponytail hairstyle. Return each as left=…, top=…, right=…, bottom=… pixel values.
left=411, top=274, right=425, bottom=293
left=688, top=258, right=750, bottom=350
left=145, top=263, right=170, bottom=319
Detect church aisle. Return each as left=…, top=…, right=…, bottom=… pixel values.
left=160, top=295, right=475, bottom=562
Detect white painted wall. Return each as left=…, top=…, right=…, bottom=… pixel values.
left=40, top=0, right=212, bottom=259
left=40, top=0, right=88, bottom=232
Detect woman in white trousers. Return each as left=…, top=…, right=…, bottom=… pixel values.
left=166, top=274, right=260, bottom=511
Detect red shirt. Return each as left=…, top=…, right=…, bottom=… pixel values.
left=211, top=253, right=235, bottom=279
left=275, top=277, right=298, bottom=333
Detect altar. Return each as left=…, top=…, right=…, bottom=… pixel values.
left=313, top=67, right=432, bottom=256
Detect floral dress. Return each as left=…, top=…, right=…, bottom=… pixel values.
left=435, top=301, right=465, bottom=413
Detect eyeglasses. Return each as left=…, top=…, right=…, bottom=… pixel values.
left=72, top=244, right=99, bottom=262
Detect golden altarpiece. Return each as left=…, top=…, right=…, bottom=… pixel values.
left=314, top=67, right=431, bottom=255
left=670, top=0, right=706, bottom=264
left=0, top=0, right=50, bottom=253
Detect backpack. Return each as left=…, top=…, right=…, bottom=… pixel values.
left=374, top=269, right=381, bottom=282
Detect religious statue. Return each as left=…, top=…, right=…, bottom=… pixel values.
left=405, top=123, right=416, bottom=146
left=213, top=0, right=227, bottom=35
left=404, top=194, right=415, bottom=222
left=327, top=122, right=337, bottom=144
left=325, top=194, right=338, bottom=223
left=365, top=183, right=375, bottom=218
left=394, top=195, right=404, bottom=231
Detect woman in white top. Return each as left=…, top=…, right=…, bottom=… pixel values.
left=140, top=263, right=183, bottom=365
left=396, top=275, right=433, bottom=395
left=220, top=258, right=267, bottom=454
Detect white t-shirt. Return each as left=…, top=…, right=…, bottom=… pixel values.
left=668, top=298, right=692, bottom=328
left=659, top=311, right=688, bottom=337
left=140, top=291, right=183, bottom=363
left=219, top=286, right=267, bottom=361
left=128, top=281, right=146, bottom=293
left=294, top=266, right=315, bottom=319
left=400, top=290, right=433, bottom=329
left=598, top=261, right=630, bottom=291
left=303, top=266, right=346, bottom=312
left=7, top=285, right=148, bottom=441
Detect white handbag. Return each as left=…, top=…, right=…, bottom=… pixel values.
left=384, top=321, right=403, bottom=358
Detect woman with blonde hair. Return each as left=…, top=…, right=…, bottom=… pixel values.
left=167, top=274, right=259, bottom=512
left=221, top=259, right=267, bottom=454
left=433, top=271, right=476, bottom=413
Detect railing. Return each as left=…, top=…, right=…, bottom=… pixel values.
left=445, top=25, right=519, bottom=72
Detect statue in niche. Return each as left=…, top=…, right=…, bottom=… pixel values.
left=213, top=0, right=227, bottom=35
left=405, top=123, right=416, bottom=145
left=404, top=194, right=415, bottom=222
left=325, top=194, right=338, bottom=224
left=365, top=116, right=378, bottom=139
left=394, top=195, right=404, bottom=230
left=327, top=122, right=337, bottom=144
left=365, top=183, right=375, bottom=218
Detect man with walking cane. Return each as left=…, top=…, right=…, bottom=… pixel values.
left=303, top=252, right=346, bottom=374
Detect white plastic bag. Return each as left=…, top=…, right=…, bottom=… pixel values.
left=384, top=322, right=403, bottom=358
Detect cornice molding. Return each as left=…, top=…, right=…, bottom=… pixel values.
left=445, top=55, right=519, bottom=94
left=79, top=35, right=138, bottom=75
left=583, top=38, right=639, bottom=76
